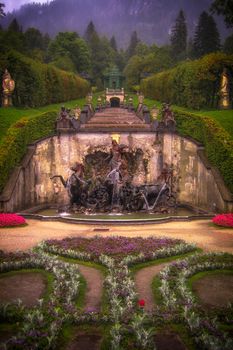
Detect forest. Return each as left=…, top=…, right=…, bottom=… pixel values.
left=0, top=1, right=233, bottom=98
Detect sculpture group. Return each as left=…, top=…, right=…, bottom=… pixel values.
left=51, top=139, right=176, bottom=213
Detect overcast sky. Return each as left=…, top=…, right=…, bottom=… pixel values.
left=3, top=0, right=51, bottom=12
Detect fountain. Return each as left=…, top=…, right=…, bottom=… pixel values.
left=50, top=137, right=177, bottom=215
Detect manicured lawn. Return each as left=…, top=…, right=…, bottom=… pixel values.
left=133, top=95, right=233, bottom=138
left=134, top=95, right=233, bottom=138
left=175, top=106, right=233, bottom=139
left=0, top=94, right=102, bottom=142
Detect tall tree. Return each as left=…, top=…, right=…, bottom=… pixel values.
left=193, top=11, right=220, bottom=58
left=210, top=0, right=233, bottom=27
left=8, top=18, right=22, bottom=32
left=127, top=31, right=140, bottom=59
left=110, top=36, right=117, bottom=52
left=170, top=10, right=187, bottom=60
left=84, top=21, right=99, bottom=45
left=48, top=32, right=91, bottom=73
left=223, top=34, right=233, bottom=54
left=0, top=2, right=5, bottom=18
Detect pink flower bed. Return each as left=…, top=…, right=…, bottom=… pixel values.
left=0, top=213, right=26, bottom=227
left=212, top=213, right=233, bottom=228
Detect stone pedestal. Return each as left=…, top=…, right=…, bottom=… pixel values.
left=2, top=93, right=13, bottom=107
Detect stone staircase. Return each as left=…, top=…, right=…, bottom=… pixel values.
left=80, top=108, right=151, bottom=132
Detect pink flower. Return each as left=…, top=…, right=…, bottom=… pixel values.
left=212, top=214, right=233, bottom=228
left=0, top=213, right=26, bottom=227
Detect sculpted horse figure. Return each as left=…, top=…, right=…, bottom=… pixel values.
left=50, top=162, right=91, bottom=208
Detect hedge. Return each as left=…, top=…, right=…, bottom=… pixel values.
left=0, top=111, right=57, bottom=193
left=141, top=52, right=233, bottom=110
left=174, top=109, right=233, bottom=193
left=0, top=50, right=90, bottom=107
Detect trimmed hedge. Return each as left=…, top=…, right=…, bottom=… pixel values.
left=0, top=50, right=90, bottom=107
left=0, top=111, right=57, bottom=193
left=141, top=53, right=233, bottom=110
left=174, top=109, right=233, bottom=193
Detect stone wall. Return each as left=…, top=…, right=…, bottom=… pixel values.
left=0, top=132, right=232, bottom=213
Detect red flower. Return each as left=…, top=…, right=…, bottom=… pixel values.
left=0, top=213, right=26, bottom=227
left=212, top=213, right=233, bottom=228
left=138, top=299, right=145, bottom=307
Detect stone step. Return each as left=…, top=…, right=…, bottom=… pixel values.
left=81, top=123, right=151, bottom=130
left=88, top=119, right=144, bottom=125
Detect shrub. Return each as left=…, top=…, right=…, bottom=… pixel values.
left=174, top=109, right=233, bottom=193
left=0, top=213, right=26, bottom=227
left=141, top=52, right=233, bottom=110
left=0, top=50, right=90, bottom=107
left=0, top=111, right=57, bottom=193
left=212, top=213, right=233, bottom=227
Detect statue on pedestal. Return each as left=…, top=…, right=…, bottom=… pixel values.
left=138, top=93, right=144, bottom=105
left=2, top=69, right=15, bottom=107
left=219, top=68, right=230, bottom=110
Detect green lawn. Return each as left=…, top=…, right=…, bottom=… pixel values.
left=132, top=95, right=233, bottom=138
left=0, top=94, right=103, bottom=142
left=175, top=106, right=233, bottom=139
left=1, top=93, right=232, bottom=141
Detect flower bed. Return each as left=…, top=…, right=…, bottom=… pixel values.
left=158, top=252, right=233, bottom=350
left=46, top=236, right=183, bottom=260
left=212, top=213, right=233, bottom=228
left=4, top=237, right=232, bottom=349
left=0, top=213, right=26, bottom=227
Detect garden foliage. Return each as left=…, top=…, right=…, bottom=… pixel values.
left=173, top=109, right=233, bottom=193
left=0, top=50, right=90, bottom=107
left=0, top=111, right=57, bottom=193
left=141, top=52, right=233, bottom=110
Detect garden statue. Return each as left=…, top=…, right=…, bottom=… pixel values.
left=219, top=68, right=230, bottom=109
left=151, top=105, right=159, bottom=119
left=2, top=69, right=15, bottom=107
left=138, top=93, right=144, bottom=104
left=73, top=106, right=81, bottom=120
left=161, top=103, right=176, bottom=129
left=86, top=93, right=93, bottom=105
left=56, top=106, right=80, bottom=131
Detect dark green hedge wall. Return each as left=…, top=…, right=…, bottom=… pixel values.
left=0, top=111, right=57, bottom=193
left=174, top=109, right=233, bottom=193
left=141, top=53, right=233, bottom=110
left=0, top=50, right=90, bottom=107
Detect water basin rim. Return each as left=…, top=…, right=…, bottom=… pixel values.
left=17, top=213, right=214, bottom=225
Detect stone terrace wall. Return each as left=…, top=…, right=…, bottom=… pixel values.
left=0, top=132, right=232, bottom=213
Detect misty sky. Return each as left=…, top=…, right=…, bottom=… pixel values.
left=3, top=0, right=51, bottom=12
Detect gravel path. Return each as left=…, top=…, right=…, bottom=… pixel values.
left=0, top=219, right=233, bottom=253
left=78, top=265, right=103, bottom=312
left=135, top=263, right=168, bottom=311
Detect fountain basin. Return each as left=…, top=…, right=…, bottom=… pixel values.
left=19, top=205, right=213, bottom=225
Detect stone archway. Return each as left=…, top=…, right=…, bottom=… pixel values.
left=110, top=97, right=120, bottom=107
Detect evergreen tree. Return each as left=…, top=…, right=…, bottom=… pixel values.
left=127, top=31, right=140, bottom=59
left=84, top=21, right=99, bottom=45
left=211, top=0, right=233, bottom=28
left=0, top=3, right=5, bottom=18
left=193, top=11, right=221, bottom=58
left=8, top=18, right=22, bottom=32
left=170, top=10, right=187, bottom=60
left=224, top=34, right=233, bottom=54
left=110, top=36, right=117, bottom=51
